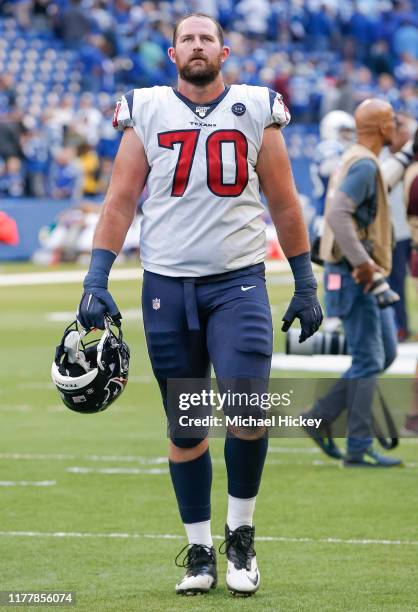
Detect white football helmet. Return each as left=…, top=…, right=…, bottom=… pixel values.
left=319, top=111, right=356, bottom=145
left=51, top=319, right=130, bottom=414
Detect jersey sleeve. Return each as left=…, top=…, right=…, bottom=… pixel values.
left=112, top=90, right=135, bottom=131
left=266, top=89, right=291, bottom=128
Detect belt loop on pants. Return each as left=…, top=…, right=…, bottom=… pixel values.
left=183, top=279, right=200, bottom=331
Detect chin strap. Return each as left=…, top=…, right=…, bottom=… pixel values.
left=96, top=327, right=111, bottom=371
left=63, top=329, right=91, bottom=373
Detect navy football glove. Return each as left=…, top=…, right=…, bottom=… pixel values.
left=78, top=289, right=121, bottom=330
left=77, top=249, right=121, bottom=330
left=281, top=291, right=323, bottom=342
left=281, top=252, right=323, bottom=343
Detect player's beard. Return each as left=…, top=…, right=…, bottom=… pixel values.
left=178, top=55, right=222, bottom=86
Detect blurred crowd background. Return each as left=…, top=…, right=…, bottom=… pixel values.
left=0, top=0, right=417, bottom=200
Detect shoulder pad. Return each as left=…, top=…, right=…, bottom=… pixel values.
left=113, top=90, right=135, bottom=131
left=268, top=89, right=291, bottom=128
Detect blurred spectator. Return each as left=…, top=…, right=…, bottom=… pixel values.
left=91, top=0, right=116, bottom=35
left=33, top=201, right=142, bottom=264
left=49, top=147, right=83, bottom=200
left=393, top=18, right=418, bottom=59
left=43, top=93, right=76, bottom=148
left=346, top=3, right=373, bottom=62
left=72, top=93, right=103, bottom=147
left=77, top=142, right=100, bottom=197
left=4, top=157, right=25, bottom=198
left=368, top=39, right=393, bottom=76
left=12, top=0, right=32, bottom=30
left=33, top=203, right=100, bottom=264
left=0, top=157, right=8, bottom=195
left=0, top=74, right=18, bottom=117
left=97, top=103, right=121, bottom=159
left=352, top=66, right=375, bottom=105
left=0, top=74, right=23, bottom=161
left=223, top=62, right=241, bottom=87
left=56, top=0, right=92, bottom=46
left=376, top=73, right=401, bottom=108
left=20, top=123, right=49, bottom=197
left=394, top=53, right=418, bottom=84
left=0, top=123, right=23, bottom=161
left=236, top=0, right=270, bottom=39
left=306, top=4, right=333, bottom=52
left=399, top=83, right=418, bottom=117
left=32, top=0, right=54, bottom=32
left=78, top=34, right=109, bottom=92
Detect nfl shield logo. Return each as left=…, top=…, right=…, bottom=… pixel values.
left=152, top=298, right=161, bottom=310
left=195, top=106, right=209, bottom=118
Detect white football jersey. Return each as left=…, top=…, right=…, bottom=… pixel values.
left=113, top=84, right=290, bottom=276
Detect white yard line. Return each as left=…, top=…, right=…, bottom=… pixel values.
left=0, top=530, right=416, bottom=546
left=66, top=467, right=168, bottom=475
left=0, top=480, right=56, bottom=487
left=0, top=268, right=142, bottom=287
left=0, top=453, right=167, bottom=463
left=1, top=452, right=416, bottom=468
left=0, top=453, right=75, bottom=460
left=83, top=454, right=167, bottom=463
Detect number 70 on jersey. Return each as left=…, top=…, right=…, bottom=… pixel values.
left=158, top=129, right=249, bottom=198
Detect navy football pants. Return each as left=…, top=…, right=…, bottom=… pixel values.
left=142, top=264, right=273, bottom=446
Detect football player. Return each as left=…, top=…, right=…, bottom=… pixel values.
left=77, top=13, right=322, bottom=597
left=309, top=111, right=356, bottom=263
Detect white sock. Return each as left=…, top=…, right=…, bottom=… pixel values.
left=184, top=520, right=213, bottom=547
left=227, top=494, right=257, bottom=531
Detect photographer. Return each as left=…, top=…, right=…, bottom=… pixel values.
left=306, top=99, right=402, bottom=467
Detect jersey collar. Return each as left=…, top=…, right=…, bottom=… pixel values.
left=172, top=86, right=231, bottom=120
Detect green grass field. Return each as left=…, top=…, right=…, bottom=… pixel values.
left=0, top=264, right=417, bottom=612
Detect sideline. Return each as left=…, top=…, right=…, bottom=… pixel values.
left=272, top=347, right=418, bottom=375
left=0, top=261, right=290, bottom=287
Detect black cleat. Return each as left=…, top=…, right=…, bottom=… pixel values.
left=175, top=544, right=217, bottom=595
left=220, top=524, right=260, bottom=596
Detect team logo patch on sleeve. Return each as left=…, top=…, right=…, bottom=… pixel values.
left=231, top=102, right=246, bottom=116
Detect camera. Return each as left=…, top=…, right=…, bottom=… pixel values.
left=367, top=272, right=400, bottom=309
left=286, top=328, right=348, bottom=356
left=359, top=241, right=400, bottom=308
